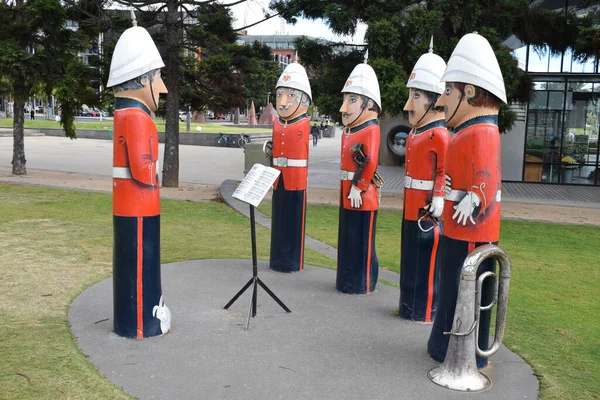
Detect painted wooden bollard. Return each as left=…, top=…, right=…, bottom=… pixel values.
left=399, top=41, right=450, bottom=322
left=427, top=33, right=506, bottom=368
left=107, top=12, right=170, bottom=338
left=269, top=62, right=312, bottom=273
left=336, top=62, right=384, bottom=294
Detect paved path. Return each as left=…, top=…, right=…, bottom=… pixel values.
left=70, top=259, right=538, bottom=400
left=2, top=132, right=599, bottom=207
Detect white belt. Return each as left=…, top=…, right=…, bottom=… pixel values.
left=340, top=170, right=355, bottom=180
left=113, top=167, right=132, bottom=179
left=404, top=176, right=434, bottom=190
left=272, top=157, right=307, bottom=167
left=446, top=189, right=502, bottom=203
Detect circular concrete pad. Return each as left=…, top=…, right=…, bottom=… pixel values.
left=69, top=259, right=538, bottom=399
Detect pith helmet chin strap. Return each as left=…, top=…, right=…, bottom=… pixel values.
left=148, top=74, right=158, bottom=111
left=446, top=91, right=464, bottom=127
left=345, top=98, right=369, bottom=132
left=414, top=100, right=434, bottom=127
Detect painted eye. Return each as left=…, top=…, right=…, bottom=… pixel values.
left=445, top=86, right=452, bottom=95
left=413, top=92, right=420, bottom=99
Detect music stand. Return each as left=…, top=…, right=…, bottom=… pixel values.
left=224, top=165, right=291, bottom=330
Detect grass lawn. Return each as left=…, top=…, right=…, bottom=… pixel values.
left=0, top=118, right=270, bottom=135
left=1, top=185, right=598, bottom=399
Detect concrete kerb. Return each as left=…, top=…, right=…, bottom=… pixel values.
left=36, top=128, right=265, bottom=147
left=218, top=179, right=402, bottom=285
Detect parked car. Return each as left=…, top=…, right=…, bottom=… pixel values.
left=215, top=113, right=226, bottom=120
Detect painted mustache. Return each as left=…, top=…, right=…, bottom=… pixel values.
left=278, top=104, right=291, bottom=111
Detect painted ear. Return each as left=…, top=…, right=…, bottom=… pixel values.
left=465, top=85, right=476, bottom=99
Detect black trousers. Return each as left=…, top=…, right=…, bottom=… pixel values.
left=113, top=215, right=162, bottom=338
left=399, top=219, right=442, bottom=322
left=336, top=207, right=379, bottom=294
left=427, top=235, right=497, bottom=368
left=270, top=176, right=306, bottom=273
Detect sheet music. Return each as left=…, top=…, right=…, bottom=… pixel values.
left=232, top=164, right=280, bottom=207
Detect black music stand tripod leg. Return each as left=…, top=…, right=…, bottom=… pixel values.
left=257, top=278, right=291, bottom=313
left=224, top=204, right=291, bottom=330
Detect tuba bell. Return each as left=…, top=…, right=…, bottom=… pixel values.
left=428, top=244, right=511, bottom=392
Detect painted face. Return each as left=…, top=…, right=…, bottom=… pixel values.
left=435, top=83, right=464, bottom=128
left=276, top=87, right=307, bottom=120
left=140, top=71, right=168, bottom=112
left=339, top=93, right=377, bottom=129
left=403, top=88, right=430, bottom=128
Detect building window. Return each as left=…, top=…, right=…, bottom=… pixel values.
left=524, top=78, right=600, bottom=185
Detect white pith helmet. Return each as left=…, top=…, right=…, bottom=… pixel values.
left=440, top=32, right=507, bottom=103
left=276, top=63, right=312, bottom=102
left=406, top=37, right=446, bottom=95
left=107, top=11, right=165, bottom=88
left=341, top=63, right=381, bottom=110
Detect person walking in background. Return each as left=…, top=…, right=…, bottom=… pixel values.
left=312, top=124, right=319, bottom=146
left=30, top=108, right=34, bottom=120
left=319, top=121, right=324, bottom=138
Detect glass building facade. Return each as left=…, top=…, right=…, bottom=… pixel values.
left=512, top=44, right=600, bottom=185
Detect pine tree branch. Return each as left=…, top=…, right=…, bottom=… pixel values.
left=234, top=12, right=280, bottom=31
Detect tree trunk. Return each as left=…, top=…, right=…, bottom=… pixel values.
left=12, top=98, right=26, bottom=175
left=161, top=0, right=180, bottom=188
left=234, top=107, right=240, bottom=124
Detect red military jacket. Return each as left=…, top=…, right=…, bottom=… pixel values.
left=443, top=115, right=501, bottom=242
left=340, top=119, right=380, bottom=211
left=404, top=119, right=450, bottom=221
left=272, top=114, right=310, bottom=190
left=113, top=99, right=160, bottom=217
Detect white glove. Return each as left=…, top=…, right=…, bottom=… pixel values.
left=452, top=191, right=480, bottom=226
left=347, top=185, right=363, bottom=208
left=428, top=196, right=444, bottom=218
left=445, top=174, right=452, bottom=197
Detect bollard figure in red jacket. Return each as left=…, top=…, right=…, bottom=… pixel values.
left=269, top=63, right=312, bottom=273
left=107, top=13, right=170, bottom=338
left=399, top=42, right=450, bottom=322
left=337, top=62, right=383, bottom=294
left=427, top=33, right=506, bottom=368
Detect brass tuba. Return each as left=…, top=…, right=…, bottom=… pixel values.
left=428, top=244, right=511, bottom=392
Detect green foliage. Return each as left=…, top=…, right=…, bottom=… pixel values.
left=276, top=0, right=597, bottom=133
left=181, top=41, right=280, bottom=113
left=0, top=0, right=102, bottom=137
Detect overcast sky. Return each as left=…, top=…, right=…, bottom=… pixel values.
left=227, top=0, right=366, bottom=44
